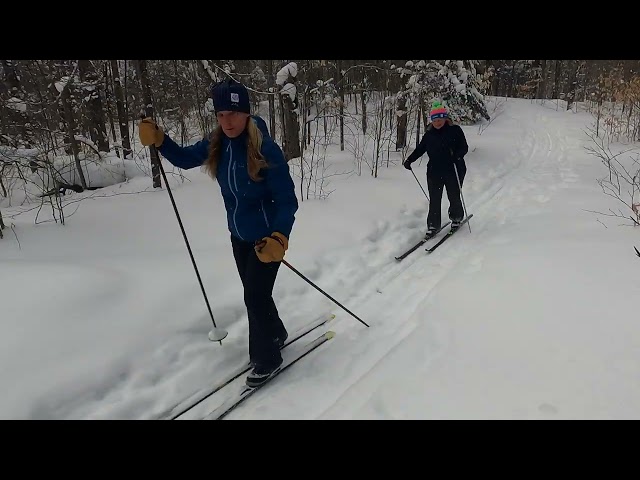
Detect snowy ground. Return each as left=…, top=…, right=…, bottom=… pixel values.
left=1, top=98, right=639, bottom=420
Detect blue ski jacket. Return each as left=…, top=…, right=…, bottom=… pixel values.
left=158, top=116, right=298, bottom=243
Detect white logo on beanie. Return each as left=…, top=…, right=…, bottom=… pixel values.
left=230, top=93, right=239, bottom=103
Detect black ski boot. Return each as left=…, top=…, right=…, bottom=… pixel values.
left=249, top=331, right=288, bottom=367
left=246, top=359, right=283, bottom=388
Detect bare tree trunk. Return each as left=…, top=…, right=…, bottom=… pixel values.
left=553, top=60, right=563, bottom=99
left=300, top=90, right=307, bottom=152
left=306, top=87, right=312, bottom=145
left=373, top=94, right=384, bottom=178
left=420, top=95, right=430, bottom=129
left=566, top=60, right=579, bottom=111
left=61, top=83, right=87, bottom=189
left=0, top=164, right=7, bottom=197
left=354, top=88, right=358, bottom=114
left=78, top=60, right=110, bottom=152
left=123, top=60, right=130, bottom=137
left=416, top=98, right=422, bottom=148
left=135, top=60, right=162, bottom=188
left=0, top=209, right=4, bottom=239
left=396, top=93, right=407, bottom=150
left=26, top=60, right=57, bottom=150
left=299, top=91, right=305, bottom=202
left=508, top=60, right=517, bottom=97
left=267, top=60, right=276, bottom=138
left=173, top=60, right=187, bottom=145
left=300, top=154, right=304, bottom=202
left=281, top=93, right=301, bottom=160
left=321, top=60, right=328, bottom=142
left=1, top=59, right=20, bottom=90
left=1, top=60, right=31, bottom=145
left=110, top=60, right=132, bottom=158
left=278, top=94, right=286, bottom=147
left=104, top=63, right=119, bottom=157
left=273, top=64, right=301, bottom=160
left=490, top=60, right=499, bottom=96
left=38, top=62, right=69, bottom=153
left=361, top=90, right=367, bottom=135
left=337, top=59, right=344, bottom=151
left=537, top=59, right=548, bottom=100
left=190, top=61, right=207, bottom=136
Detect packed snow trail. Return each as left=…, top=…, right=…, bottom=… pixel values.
left=2, top=99, right=639, bottom=419
left=219, top=100, right=640, bottom=420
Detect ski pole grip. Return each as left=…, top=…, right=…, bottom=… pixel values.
left=140, top=114, right=160, bottom=130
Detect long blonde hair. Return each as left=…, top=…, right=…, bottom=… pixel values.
left=204, top=118, right=268, bottom=182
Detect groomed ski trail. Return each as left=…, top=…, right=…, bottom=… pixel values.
left=314, top=105, right=581, bottom=419
left=222, top=100, right=583, bottom=420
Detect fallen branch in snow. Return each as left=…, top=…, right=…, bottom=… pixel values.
left=38, top=182, right=98, bottom=197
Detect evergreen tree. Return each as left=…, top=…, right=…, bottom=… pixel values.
left=396, top=59, right=490, bottom=124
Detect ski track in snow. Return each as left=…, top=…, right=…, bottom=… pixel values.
left=5, top=100, right=635, bottom=419
left=314, top=109, right=575, bottom=418
left=219, top=102, right=586, bottom=420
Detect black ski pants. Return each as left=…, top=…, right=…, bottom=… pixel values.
left=231, top=234, right=287, bottom=369
left=426, top=161, right=466, bottom=229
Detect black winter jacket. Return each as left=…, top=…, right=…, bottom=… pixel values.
left=405, top=122, right=468, bottom=176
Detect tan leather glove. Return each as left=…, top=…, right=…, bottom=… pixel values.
left=139, top=117, right=164, bottom=147
left=255, top=232, right=288, bottom=263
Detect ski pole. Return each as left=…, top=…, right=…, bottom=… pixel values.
left=142, top=116, right=228, bottom=344
left=410, top=168, right=429, bottom=201
left=453, top=162, right=471, bottom=233
left=281, top=259, right=369, bottom=328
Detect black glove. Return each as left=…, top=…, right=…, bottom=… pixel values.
left=403, top=158, right=413, bottom=170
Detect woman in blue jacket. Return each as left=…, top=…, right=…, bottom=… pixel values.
left=139, top=79, right=298, bottom=387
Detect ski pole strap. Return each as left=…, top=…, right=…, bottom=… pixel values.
left=254, top=235, right=285, bottom=250
left=270, top=234, right=285, bottom=247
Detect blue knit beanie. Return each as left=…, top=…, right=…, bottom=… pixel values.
left=211, top=78, right=250, bottom=114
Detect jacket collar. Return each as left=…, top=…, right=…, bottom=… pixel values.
left=222, top=128, right=248, bottom=147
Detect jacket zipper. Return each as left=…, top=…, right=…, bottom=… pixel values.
left=261, top=199, right=270, bottom=229
left=227, top=143, right=244, bottom=241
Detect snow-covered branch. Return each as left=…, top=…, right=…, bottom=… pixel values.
left=200, top=60, right=219, bottom=82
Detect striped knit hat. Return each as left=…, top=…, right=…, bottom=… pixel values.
left=429, top=101, right=448, bottom=121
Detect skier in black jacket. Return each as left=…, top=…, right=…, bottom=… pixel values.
left=403, top=101, right=469, bottom=234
